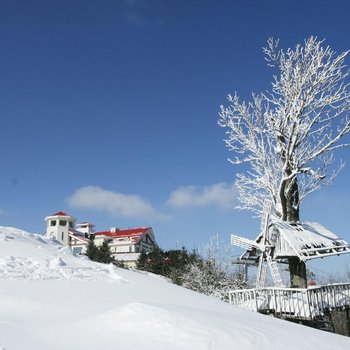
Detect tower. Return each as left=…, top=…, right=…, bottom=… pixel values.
left=44, top=211, right=76, bottom=246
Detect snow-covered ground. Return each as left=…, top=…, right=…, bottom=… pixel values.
left=0, top=227, right=349, bottom=350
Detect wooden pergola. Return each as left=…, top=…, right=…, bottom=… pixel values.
left=231, top=214, right=350, bottom=288
left=229, top=210, right=350, bottom=334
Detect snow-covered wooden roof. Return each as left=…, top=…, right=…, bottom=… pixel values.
left=272, top=221, right=350, bottom=261
left=234, top=220, right=350, bottom=263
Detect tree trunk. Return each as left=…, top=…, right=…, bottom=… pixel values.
left=285, top=176, right=300, bottom=222
left=288, top=257, right=307, bottom=288
left=280, top=172, right=307, bottom=288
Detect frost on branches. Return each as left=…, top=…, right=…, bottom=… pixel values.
left=179, top=235, right=247, bottom=300
left=219, top=36, right=350, bottom=222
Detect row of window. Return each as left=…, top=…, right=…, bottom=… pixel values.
left=50, top=220, right=73, bottom=228
left=110, top=245, right=141, bottom=253
left=71, top=246, right=139, bottom=256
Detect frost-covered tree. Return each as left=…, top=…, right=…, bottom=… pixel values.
left=179, top=235, right=247, bottom=299
left=135, top=236, right=246, bottom=298
left=180, top=259, right=247, bottom=300
left=180, top=260, right=229, bottom=299
left=219, top=37, right=350, bottom=287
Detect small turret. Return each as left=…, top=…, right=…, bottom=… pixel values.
left=44, top=211, right=76, bottom=246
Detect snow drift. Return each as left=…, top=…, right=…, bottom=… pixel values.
left=0, top=226, right=349, bottom=350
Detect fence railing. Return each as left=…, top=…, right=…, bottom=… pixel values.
left=228, top=283, right=350, bottom=320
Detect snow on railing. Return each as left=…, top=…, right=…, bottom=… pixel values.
left=307, top=283, right=350, bottom=311
left=229, top=283, right=350, bottom=320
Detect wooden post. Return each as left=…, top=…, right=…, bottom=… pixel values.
left=346, top=308, right=350, bottom=337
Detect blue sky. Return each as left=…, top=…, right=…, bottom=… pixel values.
left=1, top=0, right=350, bottom=276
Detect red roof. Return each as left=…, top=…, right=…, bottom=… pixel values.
left=95, top=227, right=151, bottom=242
left=52, top=211, right=70, bottom=217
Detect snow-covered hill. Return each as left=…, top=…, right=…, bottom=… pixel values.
left=0, top=227, right=349, bottom=350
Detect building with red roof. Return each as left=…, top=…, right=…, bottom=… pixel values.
left=93, top=226, right=156, bottom=266
left=44, top=212, right=157, bottom=267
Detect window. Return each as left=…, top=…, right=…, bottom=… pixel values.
left=61, top=232, right=64, bottom=240
left=50, top=220, right=57, bottom=227
left=69, top=221, right=73, bottom=228
left=59, top=220, right=67, bottom=226
left=73, top=247, right=83, bottom=255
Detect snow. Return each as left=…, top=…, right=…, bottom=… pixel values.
left=274, top=220, right=350, bottom=260
left=0, top=227, right=349, bottom=349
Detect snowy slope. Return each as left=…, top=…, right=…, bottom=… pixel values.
left=0, top=227, right=349, bottom=350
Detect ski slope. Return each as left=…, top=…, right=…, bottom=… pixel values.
left=0, top=226, right=349, bottom=350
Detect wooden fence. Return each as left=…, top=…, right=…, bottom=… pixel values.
left=228, top=283, right=350, bottom=321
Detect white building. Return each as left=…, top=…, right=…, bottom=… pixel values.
left=44, top=211, right=157, bottom=267
left=44, top=211, right=76, bottom=246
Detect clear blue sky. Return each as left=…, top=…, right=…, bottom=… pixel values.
left=1, top=0, right=350, bottom=276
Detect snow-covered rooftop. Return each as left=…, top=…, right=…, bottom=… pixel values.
left=273, top=221, right=350, bottom=261
left=95, top=227, right=153, bottom=244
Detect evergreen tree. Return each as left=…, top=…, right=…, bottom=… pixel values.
left=136, top=240, right=247, bottom=301
left=114, top=259, right=127, bottom=269
left=145, top=247, right=165, bottom=275
left=136, top=250, right=148, bottom=270
left=166, top=248, right=200, bottom=285
left=96, top=240, right=114, bottom=264
left=85, top=236, right=98, bottom=261
left=136, top=247, right=202, bottom=283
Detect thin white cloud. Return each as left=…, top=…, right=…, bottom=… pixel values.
left=167, top=182, right=236, bottom=209
left=68, top=186, right=168, bottom=221
left=67, top=183, right=236, bottom=222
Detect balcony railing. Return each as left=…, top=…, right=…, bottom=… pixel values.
left=228, top=283, right=350, bottom=320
